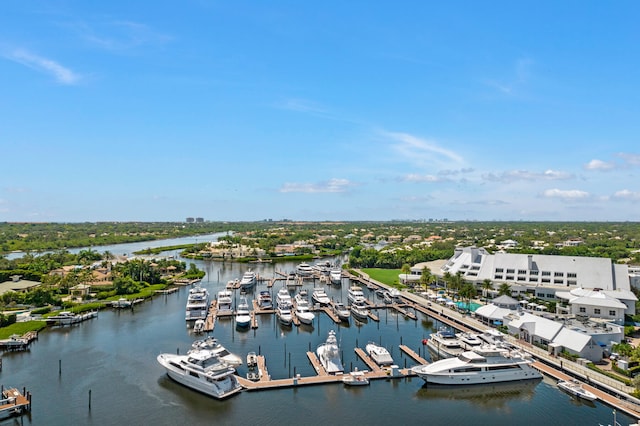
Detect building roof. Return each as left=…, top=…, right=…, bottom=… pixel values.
left=474, top=304, right=513, bottom=321
left=508, top=312, right=563, bottom=341
left=0, top=279, right=40, bottom=295
left=552, top=327, right=594, bottom=352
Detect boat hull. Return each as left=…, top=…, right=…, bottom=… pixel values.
left=157, top=355, right=242, bottom=399
left=414, top=366, right=541, bottom=385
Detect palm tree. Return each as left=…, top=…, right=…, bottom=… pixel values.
left=481, top=279, right=493, bottom=302
left=400, top=263, right=411, bottom=286
left=419, top=266, right=432, bottom=291
left=497, top=283, right=512, bottom=297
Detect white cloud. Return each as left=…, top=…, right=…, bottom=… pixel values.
left=276, top=98, right=326, bottom=114
left=384, top=131, right=464, bottom=167
left=71, top=20, right=171, bottom=51
left=484, top=57, right=533, bottom=95
left=403, top=174, right=448, bottom=183
left=542, top=188, right=590, bottom=200
left=613, top=189, right=640, bottom=201
left=616, top=153, right=640, bottom=167
left=3, top=49, right=81, bottom=84
left=584, top=159, right=616, bottom=171
left=483, top=169, right=573, bottom=182
left=279, top=178, right=354, bottom=193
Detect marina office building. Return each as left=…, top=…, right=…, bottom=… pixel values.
left=409, top=246, right=637, bottom=325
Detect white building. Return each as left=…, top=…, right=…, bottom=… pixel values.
left=438, top=246, right=636, bottom=320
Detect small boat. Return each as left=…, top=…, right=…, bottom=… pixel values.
left=456, top=332, right=483, bottom=350
left=343, top=369, right=369, bottom=386
left=426, top=328, right=464, bottom=359
left=112, top=297, right=132, bottom=309
left=333, top=302, right=351, bottom=321
left=247, top=351, right=258, bottom=368
left=235, top=296, right=252, bottom=328
left=277, top=302, right=293, bottom=326
left=312, top=288, right=331, bottom=305
left=193, top=319, right=205, bottom=334
left=317, top=330, right=344, bottom=374
left=186, top=285, right=209, bottom=321
left=557, top=379, right=597, bottom=401
left=365, top=342, right=394, bottom=366
left=347, top=285, right=365, bottom=304
left=258, top=290, right=273, bottom=310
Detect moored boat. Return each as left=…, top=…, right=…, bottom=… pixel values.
left=412, top=346, right=542, bottom=385
left=258, top=290, right=273, bottom=310
left=347, top=285, right=365, bottom=304
left=294, top=291, right=315, bottom=325
left=216, top=290, right=233, bottom=315
left=239, top=270, right=257, bottom=291
left=157, top=347, right=242, bottom=399
left=329, top=268, right=343, bottom=285
left=343, top=369, right=369, bottom=386
left=317, top=330, right=343, bottom=374
left=186, top=285, right=209, bottom=321
left=557, top=379, right=597, bottom=401
left=312, top=288, right=331, bottom=305
left=296, top=262, right=313, bottom=277
left=426, top=328, right=464, bottom=359
left=365, top=342, right=394, bottom=366
left=193, top=319, right=205, bottom=334
left=350, top=300, right=369, bottom=321
left=235, top=295, right=252, bottom=328
left=190, top=337, right=242, bottom=367
left=332, top=302, right=351, bottom=321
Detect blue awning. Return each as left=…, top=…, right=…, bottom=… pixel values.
left=597, top=341, right=607, bottom=347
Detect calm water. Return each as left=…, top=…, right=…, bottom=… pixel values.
left=1, top=241, right=637, bottom=425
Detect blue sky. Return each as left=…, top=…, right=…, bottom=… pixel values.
left=1, top=1, right=639, bottom=222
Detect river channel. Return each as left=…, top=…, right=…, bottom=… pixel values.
left=1, top=234, right=636, bottom=425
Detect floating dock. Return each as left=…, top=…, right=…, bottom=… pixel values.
left=0, top=387, right=31, bottom=418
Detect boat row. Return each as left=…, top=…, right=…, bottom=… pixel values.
left=425, top=327, right=512, bottom=359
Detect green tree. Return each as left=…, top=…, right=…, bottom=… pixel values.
left=419, top=266, right=433, bottom=291
left=498, top=283, right=512, bottom=297
left=481, top=279, right=493, bottom=301
left=400, top=263, right=411, bottom=285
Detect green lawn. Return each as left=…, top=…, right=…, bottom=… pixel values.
left=361, top=268, right=403, bottom=287
left=0, top=321, right=47, bottom=339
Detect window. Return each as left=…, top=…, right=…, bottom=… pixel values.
left=579, top=307, right=586, bottom=313
left=542, top=271, right=551, bottom=276
left=518, top=269, right=527, bottom=275
left=541, top=278, right=550, bottom=283
left=529, top=277, right=538, bottom=282
left=567, top=280, right=577, bottom=285
left=495, top=268, right=504, bottom=273
left=567, top=272, right=577, bottom=278
left=554, top=272, right=564, bottom=277
left=547, top=293, right=555, bottom=298
left=530, top=270, right=539, bottom=275
left=554, top=279, right=564, bottom=284
left=594, top=309, right=601, bottom=315
left=494, top=275, right=503, bottom=280
left=609, top=310, right=616, bottom=316
left=506, top=269, right=515, bottom=274
left=517, top=276, right=526, bottom=281
left=506, top=275, right=514, bottom=280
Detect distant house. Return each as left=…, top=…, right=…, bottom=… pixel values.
left=0, top=275, right=40, bottom=296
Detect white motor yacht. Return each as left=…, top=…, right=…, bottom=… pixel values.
left=157, top=347, right=242, bottom=399
left=294, top=291, right=315, bottom=325
left=186, top=286, right=209, bottom=321
left=365, top=342, right=394, bottom=366
left=350, top=300, right=369, bottom=321
left=216, top=290, right=233, bottom=315
left=317, top=330, right=344, bottom=374
left=190, top=337, right=243, bottom=367
left=235, top=296, right=252, bottom=328
left=312, top=288, right=331, bottom=305
left=347, top=285, right=365, bottom=304
left=332, top=302, right=351, bottom=321
left=193, top=319, right=205, bottom=334
left=329, top=268, right=343, bottom=285
left=239, top=270, right=257, bottom=291
left=296, top=262, right=314, bottom=276
left=412, top=345, right=542, bottom=385
left=426, top=328, right=464, bottom=359
left=258, top=290, right=273, bottom=310
left=342, top=369, right=369, bottom=386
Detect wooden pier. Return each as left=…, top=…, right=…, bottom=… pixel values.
left=0, top=388, right=31, bottom=418
left=203, top=301, right=217, bottom=332
left=399, top=344, right=429, bottom=365
left=354, top=347, right=383, bottom=372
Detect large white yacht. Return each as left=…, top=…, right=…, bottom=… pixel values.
left=329, top=267, right=342, bottom=285
left=190, top=337, right=243, bottom=367
left=317, top=330, right=343, bottom=374
left=296, top=262, right=314, bottom=276
left=157, top=347, right=242, bottom=399
left=185, top=285, right=209, bottom=321
left=426, top=328, right=464, bottom=359
left=347, top=285, right=365, bottom=304
left=235, top=295, right=252, bottom=328
left=239, top=270, right=257, bottom=291
left=216, top=290, right=233, bottom=315
left=412, top=346, right=542, bottom=385
left=350, top=300, right=369, bottom=321
left=294, top=290, right=315, bottom=325
left=312, top=288, right=331, bottom=305
left=276, top=287, right=293, bottom=326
